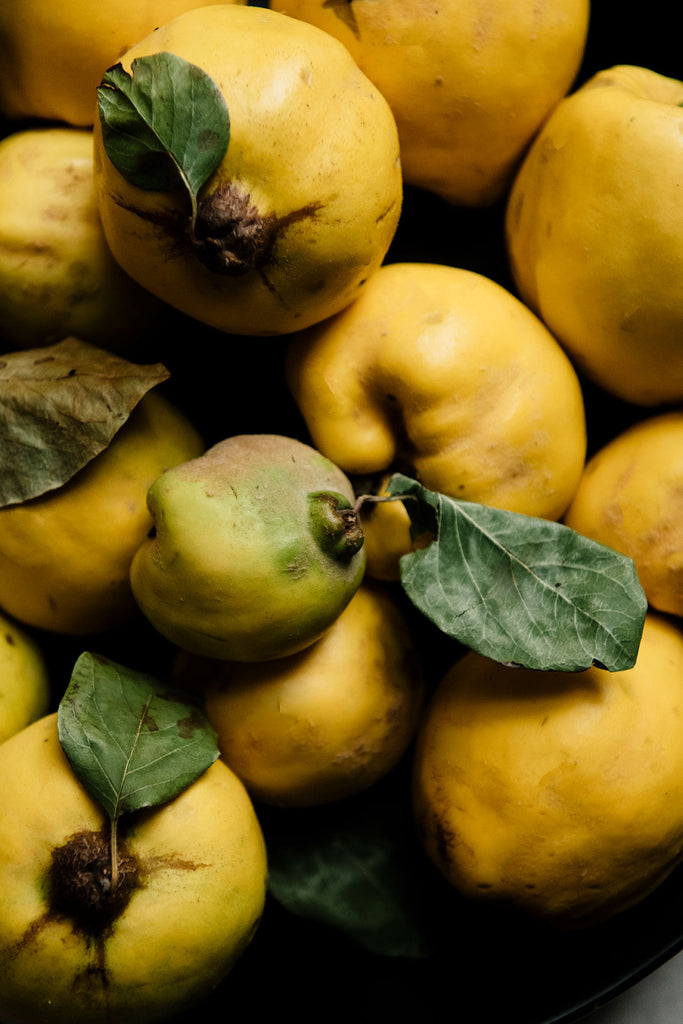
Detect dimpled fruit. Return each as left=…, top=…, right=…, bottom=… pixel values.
left=0, top=712, right=267, bottom=1024
left=129, top=434, right=367, bottom=662
left=175, top=581, right=424, bottom=807
left=0, top=390, right=204, bottom=636
left=564, top=410, right=683, bottom=618
left=0, top=610, right=50, bottom=744
left=506, top=65, right=683, bottom=406
left=93, top=4, right=402, bottom=336
left=0, top=0, right=246, bottom=128
left=286, top=261, right=587, bottom=579
left=270, top=0, right=589, bottom=206
left=413, top=613, right=683, bottom=926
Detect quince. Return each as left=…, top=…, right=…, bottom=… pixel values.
left=0, top=126, right=165, bottom=353
left=0, top=610, right=50, bottom=744
left=0, top=390, right=204, bottom=635
left=286, top=261, right=587, bottom=579
left=129, top=434, right=367, bottom=662
left=0, top=0, right=245, bottom=128
left=93, top=4, right=402, bottom=336
left=506, top=65, right=683, bottom=405
left=564, top=410, right=683, bottom=619
left=413, top=612, right=683, bottom=925
left=0, top=711, right=267, bottom=1023
left=270, top=0, right=589, bottom=206
left=175, top=581, right=424, bottom=807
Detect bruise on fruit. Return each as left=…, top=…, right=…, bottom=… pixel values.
left=0, top=828, right=138, bottom=1009
left=0, top=824, right=213, bottom=1011
left=111, top=181, right=323, bottom=300
left=48, top=828, right=140, bottom=937
left=193, top=182, right=322, bottom=278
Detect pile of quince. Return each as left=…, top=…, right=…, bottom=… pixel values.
left=0, top=2, right=681, bottom=1022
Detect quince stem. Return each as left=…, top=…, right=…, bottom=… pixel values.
left=110, top=816, right=120, bottom=890
left=353, top=492, right=416, bottom=515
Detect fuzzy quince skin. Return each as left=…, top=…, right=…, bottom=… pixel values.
left=506, top=65, right=683, bottom=405
left=130, top=435, right=366, bottom=662
left=413, top=613, right=683, bottom=925
left=93, top=4, right=402, bottom=336
left=271, top=0, right=589, bottom=207
left=0, top=610, right=50, bottom=744
left=176, top=580, right=424, bottom=807
left=0, top=712, right=267, bottom=1024
left=0, top=0, right=245, bottom=128
left=0, top=389, right=204, bottom=636
left=0, top=126, right=165, bottom=353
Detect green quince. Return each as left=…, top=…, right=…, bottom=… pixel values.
left=130, top=434, right=366, bottom=661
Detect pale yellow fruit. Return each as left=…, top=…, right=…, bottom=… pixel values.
left=564, top=410, right=683, bottom=619
left=0, top=126, right=166, bottom=354
left=0, top=0, right=246, bottom=128
left=506, top=65, right=683, bottom=406
left=286, top=261, right=587, bottom=579
left=175, top=581, right=424, bottom=807
left=0, top=389, right=204, bottom=635
left=413, top=613, right=683, bottom=925
left=93, top=4, right=402, bottom=336
left=0, top=712, right=267, bottom=1024
left=0, top=610, right=50, bottom=744
left=271, top=0, right=589, bottom=206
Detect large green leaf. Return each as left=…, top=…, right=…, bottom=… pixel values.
left=97, top=52, right=230, bottom=220
left=58, top=652, right=220, bottom=822
left=388, top=473, right=648, bottom=672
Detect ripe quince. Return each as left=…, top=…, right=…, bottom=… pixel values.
left=175, top=581, right=424, bottom=807
left=0, top=126, right=165, bottom=353
left=0, top=390, right=204, bottom=635
left=93, top=4, right=402, bottom=336
left=286, top=261, right=587, bottom=579
left=130, top=434, right=367, bottom=662
left=413, top=613, right=683, bottom=925
left=0, top=0, right=245, bottom=128
left=0, top=610, right=50, bottom=744
left=564, top=410, right=683, bottom=619
left=506, top=65, right=683, bottom=406
left=270, top=0, right=589, bottom=206
left=0, top=711, right=267, bottom=1024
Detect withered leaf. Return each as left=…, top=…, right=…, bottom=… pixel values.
left=0, top=337, right=169, bottom=507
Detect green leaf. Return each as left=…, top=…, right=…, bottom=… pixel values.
left=97, top=52, right=230, bottom=219
left=263, top=782, right=437, bottom=959
left=57, top=652, right=220, bottom=822
left=0, top=338, right=169, bottom=508
left=387, top=473, right=648, bottom=673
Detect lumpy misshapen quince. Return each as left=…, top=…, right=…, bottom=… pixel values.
left=130, top=434, right=367, bottom=662
left=286, top=261, right=587, bottom=580
left=506, top=65, right=683, bottom=406
left=93, top=4, right=402, bottom=337
left=0, top=712, right=267, bottom=1024
left=0, top=390, right=204, bottom=636
left=413, top=613, right=683, bottom=926
left=0, top=0, right=246, bottom=128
